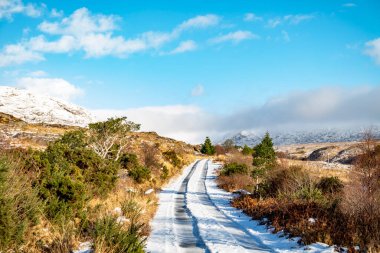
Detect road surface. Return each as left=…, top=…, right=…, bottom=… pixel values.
left=146, top=159, right=272, bottom=253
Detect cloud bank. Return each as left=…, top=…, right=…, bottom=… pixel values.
left=91, top=86, right=380, bottom=144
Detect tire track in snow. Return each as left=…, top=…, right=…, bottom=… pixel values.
left=201, top=160, right=273, bottom=252
left=186, top=159, right=272, bottom=252
left=174, top=160, right=209, bottom=252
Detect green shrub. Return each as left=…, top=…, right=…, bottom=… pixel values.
left=38, top=169, right=86, bottom=220
left=254, top=165, right=310, bottom=198
left=220, top=163, right=248, bottom=176
left=163, top=150, right=181, bottom=168
left=161, top=165, right=169, bottom=180
left=121, top=199, right=141, bottom=219
left=242, top=145, right=253, bottom=155
left=32, top=130, right=119, bottom=221
left=128, top=165, right=151, bottom=184
left=0, top=158, right=41, bottom=250
left=295, top=185, right=324, bottom=202
left=119, top=153, right=139, bottom=171
left=316, top=176, right=344, bottom=195
left=93, top=216, right=145, bottom=253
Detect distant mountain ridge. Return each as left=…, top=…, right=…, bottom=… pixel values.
left=0, top=86, right=93, bottom=127
left=227, top=128, right=380, bottom=147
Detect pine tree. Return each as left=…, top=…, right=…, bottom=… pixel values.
left=201, top=137, right=215, bottom=155
left=252, top=132, right=276, bottom=171
left=252, top=132, right=277, bottom=193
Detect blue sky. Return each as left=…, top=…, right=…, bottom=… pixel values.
left=1, top=0, right=380, bottom=143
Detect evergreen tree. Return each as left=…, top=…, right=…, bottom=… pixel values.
left=252, top=132, right=276, bottom=172
left=201, top=137, right=216, bottom=155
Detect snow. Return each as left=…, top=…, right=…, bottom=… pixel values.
left=227, top=128, right=380, bottom=146
left=145, top=188, right=154, bottom=195
left=113, top=207, right=122, bottom=216
left=146, top=159, right=336, bottom=253
left=72, top=241, right=93, bottom=253
left=0, top=86, right=93, bottom=127
left=116, top=216, right=129, bottom=224
left=146, top=161, right=199, bottom=252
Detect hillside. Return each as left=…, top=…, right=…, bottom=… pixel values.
left=0, top=86, right=93, bottom=127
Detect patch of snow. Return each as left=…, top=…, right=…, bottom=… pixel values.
left=147, top=160, right=337, bottom=253
left=0, top=86, right=93, bottom=127
left=205, top=160, right=336, bottom=253
left=146, top=161, right=199, bottom=252
left=145, top=188, right=154, bottom=195
left=116, top=216, right=129, bottom=224
left=125, top=187, right=137, bottom=193
left=72, top=241, right=93, bottom=253
left=226, top=128, right=380, bottom=146
left=113, top=207, right=122, bottom=216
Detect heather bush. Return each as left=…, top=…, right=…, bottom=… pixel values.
left=254, top=165, right=310, bottom=198
left=217, top=174, right=254, bottom=192
left=0, top=158, right=41, bottom=251
left=316, top=176, right=344, bottom=195
left=242, top=145, right=253, bottom=155
left=220, top=163, right=248, bottom=176
left=93, top=216, right=145, bottom=253
left=163, top=150, right=182, bottom=168
left=128, top=165, right=151, bottom=184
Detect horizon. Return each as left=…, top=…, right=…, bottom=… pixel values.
left=1, top=0, right=380, bottom=143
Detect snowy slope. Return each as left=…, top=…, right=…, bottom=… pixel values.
left=227, top=128, right=380, bottom=147
left=0, top=86, right=93, bottom=127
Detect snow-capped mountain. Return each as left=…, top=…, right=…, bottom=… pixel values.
left=226, top=127, right=380, bottom=147
left=0, top=86, right=93, bottom=127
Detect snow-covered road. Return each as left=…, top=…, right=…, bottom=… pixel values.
left=146, top=159, right=335, bottom=253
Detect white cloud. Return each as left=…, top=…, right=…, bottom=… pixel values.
left=176, top=14, right=220, bottom=31
left=342, top=3, right=357, bottom=8
left=267, top=18, right=282, bottom=28
left=365, top=38, right=380, bottom=65
left=169, top=40, right=197, bottom=54
left=0, top=44, right=44, bottom=66
left=284, top=14, right=314, bottom=25
left=244, top=13, right=262, bottom=22
left=267, top=14, right=314, bottom=28
left=29, top=70, right=47, bottom=77
left=222, top=86, right=380, bottom=132
left=0, top=0, right=42, bottom=20
left=91, top=105, right=215, bottom=144
left=90, top=86, right=380, bottom=144
left=28, top=35, right=78, bottom=53
left=17, top=77, right=83, bottom=101
left=50, top=8, right=63, bottom=18
left=191, top=84, right=204, bottom=96
left=210, top=30, right=258, bottom=44
left=0, top=9, right=222, bottom=66
left=282, top=30, right=290, bottom=42
left=79, top=33, right=147, bottom=58
left=38, top=7, right=118, bottom=36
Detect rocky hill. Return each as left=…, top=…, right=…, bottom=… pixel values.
left=0, top=87, right=197, bottom=167
left=0, top=86, right=93, bottom=127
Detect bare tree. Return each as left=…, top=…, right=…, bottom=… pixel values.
left=343, top=129, right=380, bottom=251
left=88, top=117, right=140, bottom=161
